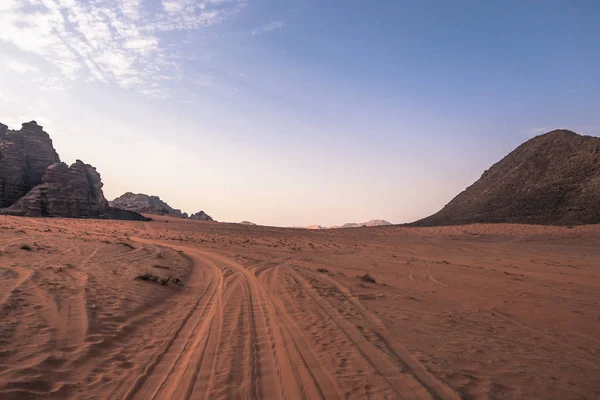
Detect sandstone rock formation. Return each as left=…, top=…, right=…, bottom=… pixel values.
left=0, top=121, right=60, bottom=207
left=189, top=211, right=213, bottom=221
left=0, top=120, right=147, bottom=220
left=109, top=193, right=186, bottom=218
left=3, top=161, right=107, bottom=217
left=412, top=129, right=600, bottom=226
left=2, top=161, right=148, bottom=220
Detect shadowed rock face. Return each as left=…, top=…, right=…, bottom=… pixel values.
left=189, top=211, right=213, bottom=221
left=109, top=193, right=186, bottom=218
left=0, top=121, right=61, bottom=207
left=412, top=130, right=600, bottom=226
left=4, top=161, right=109, bottom=217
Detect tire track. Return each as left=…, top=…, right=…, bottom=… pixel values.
left=0, top=266, right=33, bottom=309
left=199, top=252, right=342, bottom=399
left=124, top=250, right=223, bottom=400
left=427, top=265, right=449, bottom=287
left=289, top=264, right=460, bottom=400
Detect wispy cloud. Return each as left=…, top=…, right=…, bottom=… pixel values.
left=251, top=21, right=283, bottom=36
left=6, top=59, right=40, bottom=74
left=0, top=0, right=246, bottom=95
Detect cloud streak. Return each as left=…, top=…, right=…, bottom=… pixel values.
left=0, top=0, right=246, bottom=94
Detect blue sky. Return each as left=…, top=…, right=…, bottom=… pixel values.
left=1, top=0, right=599, bottom=226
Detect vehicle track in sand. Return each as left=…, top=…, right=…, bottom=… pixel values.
left=120, top=238, right=459, bottom=400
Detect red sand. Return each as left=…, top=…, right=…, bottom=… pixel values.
left=0, top=215, right=599, bottom=399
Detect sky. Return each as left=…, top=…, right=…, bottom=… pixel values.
left=1, top=0, right=599, bottom=227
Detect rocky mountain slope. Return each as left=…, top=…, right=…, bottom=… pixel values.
left=109, top=193, right=187, bottom=218
left=0, top=121, right=147, bottom=220
left=412, top=129, right=600, bottom=226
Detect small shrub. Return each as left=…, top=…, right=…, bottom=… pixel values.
left=172, top=277, right=184, bottom=286
left=317, top=268, right=329, bottom=273
left=20, top=244, right=32, bottom=251
left=136, top=272, right=171, bottom=286
left=360, top=273, right=376, bottom=283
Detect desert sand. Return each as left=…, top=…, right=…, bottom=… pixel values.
left=0, top=215, right=599, bottom=399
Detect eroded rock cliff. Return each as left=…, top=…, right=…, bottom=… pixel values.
left=0, top=121, right=60, bottom=207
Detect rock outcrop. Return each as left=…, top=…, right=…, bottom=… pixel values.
left=412, top=129, right=600, bottom=226
left=240, top=221, right=257, bottom=225
left=2, top=160, right=146, bottom=220
left=110, top=193, right=214, bottom=221
left=109, top=193, right=186, bottom=218
left=189, top=211, right=213, bottom=221
left=0, top=121, right=61, bottom=207
left=0, top=120, right=147, bottom=220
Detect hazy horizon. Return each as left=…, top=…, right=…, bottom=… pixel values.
left=1, top=1, right=599, bottom=227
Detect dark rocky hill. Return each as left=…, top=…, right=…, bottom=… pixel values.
left=109, top=193, right=187, bottom=218
left=412, top=129, right=600, bottom=226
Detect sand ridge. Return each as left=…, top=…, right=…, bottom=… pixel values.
left=0, top=215, right=599, bottom=399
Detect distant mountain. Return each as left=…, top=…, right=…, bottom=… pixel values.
left=110, top=193, right=187, bottom=218
left=341, top=220, right=392, bottom=228
left=189, top=211, right=213, bottom=221
left=298, top=220, right=392, bottom=229
left=306, top=225, right=324, bottom=230
left=412, top=129, right=600, bottom=226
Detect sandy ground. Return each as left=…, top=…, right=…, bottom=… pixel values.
left=0, top=215, right=599, bottom=400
